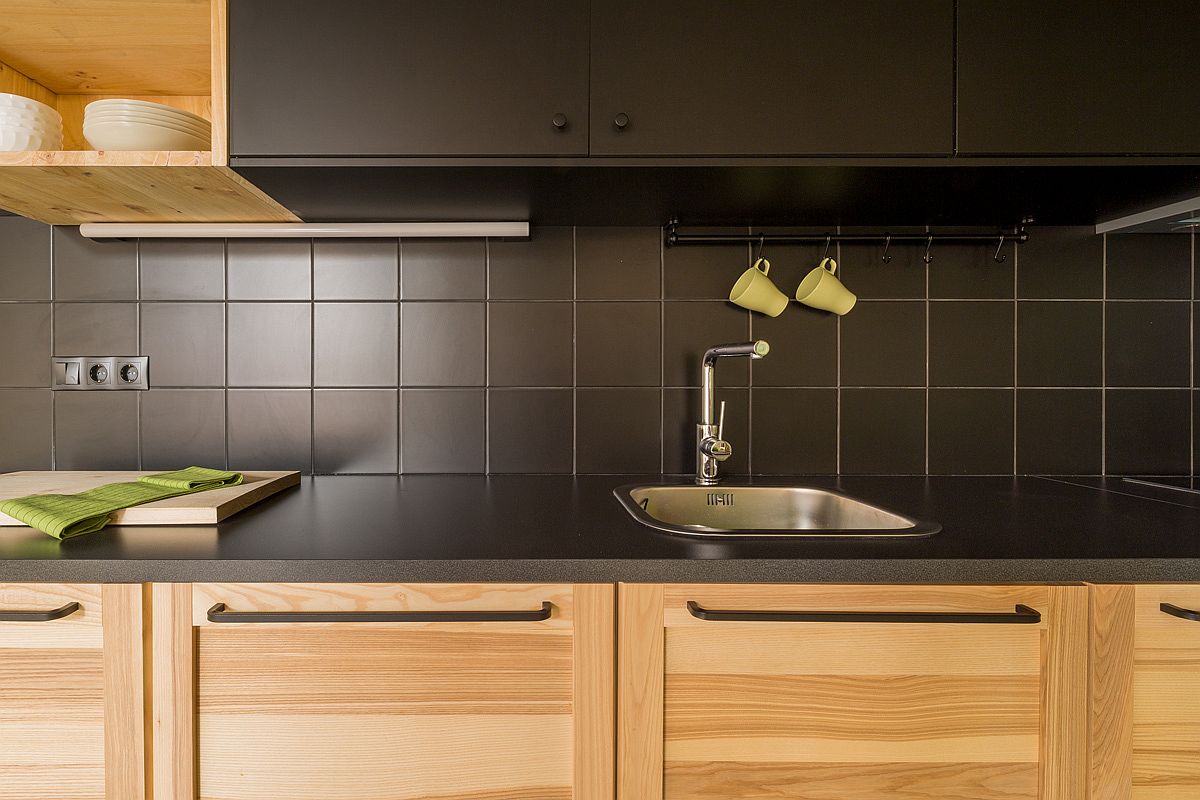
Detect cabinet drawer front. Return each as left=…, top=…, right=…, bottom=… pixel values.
left=0, top=583, right=144, bottom=800
left=171, top=583, right=611, bottom=800
left=621, top=584, right=1086, bottom=800
left=1133, top=585, right=1200, bottom=799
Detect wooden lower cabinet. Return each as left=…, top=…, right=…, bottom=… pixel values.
left=1090, top=584, right=1200, bottom=800
left=152, top=583, right=614, bottom=800
left=618, top=583, right=1089, bottom=800
left=0, top=583, right=145, bottom=800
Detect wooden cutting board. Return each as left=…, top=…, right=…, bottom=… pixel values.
left=0, top=471, right=300, bottom=526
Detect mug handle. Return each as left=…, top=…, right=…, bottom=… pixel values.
left=753, top=257, right=771, bottom=275
left=820, top=257, right=837, bottom=275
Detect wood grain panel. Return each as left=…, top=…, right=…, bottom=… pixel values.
left=0, top=0, right=211, bottom=95
left=1038, top=586, right=1089, bottom=800
left=0, top=583, right=101, bottom=648
left=0, top=58, right=58, bottom=108
left=191, top=583, right=574, bottom=628
left=209, top=0, right=228, bottom=165
left=573, top=583, right=615, bottom=800
left=1090, top=585, right=1135, bottom=800
left=617, top=584, right=664, bottom=800
left=101, top=584, right=146, bottom=800
left=1131, top=585, right=1200, bottom=800
left=664, top=760, right=1039, bottom=800
left=0, top=162, right=297, bottom=223
left=151, top=582, right=194, bottom=800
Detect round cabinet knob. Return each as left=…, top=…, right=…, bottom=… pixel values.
left=89, top=364, right=109, bottom=384
left=613, top=112, right=629, bottom=130
left=552, top=113, right=568, bottom=129
left=120, top=364, right=140, bottom=384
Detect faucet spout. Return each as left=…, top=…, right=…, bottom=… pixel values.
left=697, top=340, right=769, bottom=484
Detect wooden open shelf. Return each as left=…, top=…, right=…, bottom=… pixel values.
left=0, top=1, right=297, bottom=224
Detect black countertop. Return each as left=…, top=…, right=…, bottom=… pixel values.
left=1, top=475, right=1198, bottom=583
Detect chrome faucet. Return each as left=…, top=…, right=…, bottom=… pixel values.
left=696, top=340, right=769, bottom=485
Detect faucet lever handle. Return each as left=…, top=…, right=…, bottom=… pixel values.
left=716, top=400, right=726, bottom=441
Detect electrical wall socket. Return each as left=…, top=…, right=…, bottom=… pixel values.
left=52, top=356, right=149, bottom=390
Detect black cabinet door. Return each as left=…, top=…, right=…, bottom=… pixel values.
left=958, top=1, right=1200, bottom=155
left=229, top=0, right=589, bottom=157
left=589, top=0, right=953, bottom=156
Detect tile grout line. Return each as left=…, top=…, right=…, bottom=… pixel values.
left=309, top=238, right=316, bottom=475
left=484, top=237, right=491, bottom=475
left=923, top=224, right=930, bottom=475
left=571, top=228, right=578, bottom=476
left=135, top=237, right=142, bottom=469
left=48, top=226, right=55, bottom=470
left=1012, top=239, right=1019, bottom=475
left=1101, top=234, right=1107, bottom=477
left=222, top=237, right=230, bottom=471
left=1191, top=227, right=1196, bottom=484
left=396, top=237, right=403, bottom=474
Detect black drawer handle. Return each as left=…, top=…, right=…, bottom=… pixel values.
left=206, top=601, right=554, bottom=624
left=0, top=601, right=81, bottom=622
left=686, top=600, right=1041, bottom=624
left=1161, top=602, right=1200, bottom=622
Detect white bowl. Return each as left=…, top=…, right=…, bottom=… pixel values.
left=85, top=115, right=211, bottom=145
left=84, top=108, right=210, bottom=136
left=0, top=129, right=62, bottom=151
left=85, top=99, right=208, bottom=127
left=83, top=120, right=208, bottom=151
left=0, top=92, right=60, bottom=122
left=0, top=108, right=61, bottom=129
left=0, top=117, right=62, bottom=137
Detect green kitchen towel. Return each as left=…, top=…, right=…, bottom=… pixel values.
left=0, top=467, right=243, bottom=540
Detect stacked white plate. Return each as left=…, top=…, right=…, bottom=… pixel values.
left=83, top=99, right=211, bottom=151
left=0, top=93, right=63, bottom=151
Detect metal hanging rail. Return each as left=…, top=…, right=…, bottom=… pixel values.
left=663, top=219, right=1030, bottom=263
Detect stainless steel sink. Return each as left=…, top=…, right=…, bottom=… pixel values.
left=615, top=484, right=940, bottom=538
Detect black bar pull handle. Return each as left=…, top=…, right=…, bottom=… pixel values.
left=686, top=600, right=1041, bottom=624
left=0, top=601, right=81, bottom=622
left=207, top=601, right=554, bottom=624
left=1161, top=602, right=1200, bottom=622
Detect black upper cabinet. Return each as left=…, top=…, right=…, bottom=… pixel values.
left=228, top=0, right=589, bottom=157
left=958, top=1, right=1200, bottom=155
left=589, top=0, right=954, bottom=156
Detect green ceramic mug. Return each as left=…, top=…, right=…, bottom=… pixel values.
left=795, top=257, right=856, bottom=315
left=729, top=257, right=789, bottom=317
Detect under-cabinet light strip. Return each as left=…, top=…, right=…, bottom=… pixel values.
left=77, top=222, right=530, bottom=239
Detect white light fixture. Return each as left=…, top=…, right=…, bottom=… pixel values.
left=78, top=221, right=529, bottom=239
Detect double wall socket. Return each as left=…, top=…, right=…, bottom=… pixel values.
left=52, top=356, right=149, bottom=390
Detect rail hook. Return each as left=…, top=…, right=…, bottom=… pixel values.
left=754, top=233, right=765, bottom=263
left=923, top=234, right=934, bottom=264
left=881, top=234, right=893, bottom=263
left=821, top=234, right=832, bottom=261
left=993, top=232, right=1007, bottom=263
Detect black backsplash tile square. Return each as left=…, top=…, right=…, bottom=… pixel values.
left=55, top=392, right=140, bottom=470
left=840, top=301, right=926, bottom=386
left=314, top=389, right=399, bottom=474
left=0, top=216, right=50, bottom=300
left=751, top=388, right=837, bottom=474
left=1016, top=389, right=1102, bottom=474
left=928, top=389, right=1014, bottom=474
left=750, top=305, right=837, bottom=386
left=1107, top=233, right=1192, bottom=299
left=575, top=227, right=660, bottom=300
left=663, top=387, right=748, bottom=475
left=1105, top=302, right=1190, bottom=387
left=663, top=302, right=750, bottom=386
left=1106, top=389, right=1191, bottom=475
left=401, top=389, right=485, bottom=473
left=314, top=303, right=398, bottom=387
left=928, top=301, right=1013, bottom=387
left=663, top=227, right=747, bottom=300
left=402, top=239, right=486, bottom=299
left=1017, top=301, right=1103, bottom=387
left=0, top=389, right=51, bottom=470
left=489, top=226, right=574, bottom=300
left=226, top=390, right=312, bottom=473
left=226, top=240, right=311, bottom=301
left=839, top=388, right=926, bottom=474
left=577, top=388, right=661, bottom=473
left=52, top=226, right=137, bottom=301
left=54, top=302, right=137, bottom=355
left=141, top=389, right=226, bottom=471
left=0, top=304, right=50, bottom=387
left=488, top=302, right=573, bottom=386
left=577, top=302, right=660, bottom=386
left=227, top=303, right=312, bottom=387
left=400, top=302, right=485, bottom=386
left=1017, top=226, right=1103, bottom=299
left=837, top=226, right=926, bottom=300
left=141, top=239, right=226, bottom=301
left=928, top=239, right=1014, bottom=300
left=142, top=303, right=225, bottom=387
left=488, top=388, right=573, bottom=473
left=313, top=240, right=398, bottom=301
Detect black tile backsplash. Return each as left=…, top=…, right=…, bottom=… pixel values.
left=0, top=218, right=1195, bottom=477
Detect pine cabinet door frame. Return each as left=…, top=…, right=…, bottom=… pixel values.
left=0, top=582, right=146, bottom=800
left=152, top=582, right=614, bottom=800
left=618, top=583, right=1088, bottom=800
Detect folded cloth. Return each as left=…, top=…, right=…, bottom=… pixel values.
left=0, top=467, right=243, bottom=540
